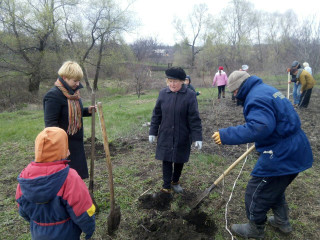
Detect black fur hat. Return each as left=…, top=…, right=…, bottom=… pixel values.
left=165, top=67, right=186, bottom=80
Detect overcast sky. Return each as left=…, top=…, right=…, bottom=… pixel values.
left=124, top=0, right=320, bottom=45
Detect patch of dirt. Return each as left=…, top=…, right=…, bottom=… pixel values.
left=135, top=209, right=216, bottom=240
left=136, top=191, right=216, bottom=239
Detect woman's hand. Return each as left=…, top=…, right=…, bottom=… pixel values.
left=88, top=105, right=97, bottom=114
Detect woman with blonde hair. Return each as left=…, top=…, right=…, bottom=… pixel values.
left=43, top=61, right=95, bottom=179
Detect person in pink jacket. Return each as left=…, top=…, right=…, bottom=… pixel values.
left=213, top=66, right=228, bottom=99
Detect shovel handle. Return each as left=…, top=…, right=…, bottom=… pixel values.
left=287, top=72, right=290, bottom=99
left=97, top=102, right=115, bottom=211
left=213, top=145, right=255, bottom=186
left=89, top=93, right=95, bottom=193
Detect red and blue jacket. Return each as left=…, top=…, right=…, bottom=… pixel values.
left=16, top=160, right=95, bottom=239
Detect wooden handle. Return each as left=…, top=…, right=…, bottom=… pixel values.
left=213, top=145, right=255, bottom=185
left=97, top=102, right=115, bottom=211
left=89, top=93, right=95, bottom=192
left=287, top=72, right=290, bottom=99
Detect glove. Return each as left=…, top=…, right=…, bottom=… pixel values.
left=212, top=132, right=221, bottom=145
left=195, top=141, right=202, bottom=150
left=149, top=135, right=156, bottom=143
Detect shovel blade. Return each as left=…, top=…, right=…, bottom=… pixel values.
left=189, top=184, right=216, bottom=209
left=107, top=205, right=121, bottom=235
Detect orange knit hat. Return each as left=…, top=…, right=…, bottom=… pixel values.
left=35, top=127, right=69, bottom=163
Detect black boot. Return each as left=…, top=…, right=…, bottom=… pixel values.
left=231, top=221, right=265, bottom=239
left=268, top=204, right=292, bottom=233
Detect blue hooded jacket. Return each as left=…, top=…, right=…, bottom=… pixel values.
left=16, top=161, right=95, bottom=240
left=219, top=76, right=313, bottom=177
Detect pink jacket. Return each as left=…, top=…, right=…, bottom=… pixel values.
left=213, top=71, right=228, bottom=86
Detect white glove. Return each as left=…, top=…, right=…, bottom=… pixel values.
left=149, top=135, right=156, bottom=143
left=195, top=141, right=202, bottom=150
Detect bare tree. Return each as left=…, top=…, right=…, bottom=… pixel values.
left=173, top=3, right=211, bottom=68
left=0, top=0, right=78, bottom=93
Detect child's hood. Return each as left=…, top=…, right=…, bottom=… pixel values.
left=17, top=161, right=69, bottom=203
left=35, top=127, right=69, bottom=163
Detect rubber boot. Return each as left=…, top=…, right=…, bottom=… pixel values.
left=171, top=181, right=183, bottom=193
left=231, top=221, right=265, bottom=239
left=268, top=204, right=292, bottom=233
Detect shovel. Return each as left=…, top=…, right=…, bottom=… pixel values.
left=89, top=92, right=99, bottom=212
left=97, top=102, right=121, bottom=235
left=190, top=145, right=255, bottom=209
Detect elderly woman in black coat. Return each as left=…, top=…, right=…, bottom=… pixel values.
left=43, top=61, right=95, bottom=179
left=149, top=67, right=202, bottom=196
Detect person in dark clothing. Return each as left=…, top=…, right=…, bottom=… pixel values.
left=149, top=67, right=202, bottom=195
left=43, top=61, right=95, bottom=179
left=212, top=71, right=313, bottom=239
left=289, top=61, right=303, bottom=107
left=184, top=75, right=201, bottom=96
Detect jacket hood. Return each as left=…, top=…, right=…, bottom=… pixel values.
left=236, top=75, right=262, bottom=102
left=17, top=162, right=69, bottom=203
left=35, top=127, right=69, bottom=163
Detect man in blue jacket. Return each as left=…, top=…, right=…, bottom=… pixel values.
left=212, top=71, right=313, bottom=239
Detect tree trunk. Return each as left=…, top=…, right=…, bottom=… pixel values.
left=28, top=72, right=41, bottom=94
left=80, top=62, right=92, bottom=92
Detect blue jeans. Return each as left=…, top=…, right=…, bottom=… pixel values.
left=293, top=82, right=301, bottom=105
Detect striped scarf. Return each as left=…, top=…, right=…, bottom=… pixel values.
left=54, top=79, right=82, bottom=135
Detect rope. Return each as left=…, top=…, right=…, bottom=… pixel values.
left=224, top=144, right=250, bottom=240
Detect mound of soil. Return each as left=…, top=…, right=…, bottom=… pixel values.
left=135, top=209, right=216, bottom=240
left=136, top=191, right=216, bottom=239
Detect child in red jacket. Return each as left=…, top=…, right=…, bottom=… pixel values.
left=16, top=127, right=95, bottom=240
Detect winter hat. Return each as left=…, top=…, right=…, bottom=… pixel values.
left=241, top=65, right=249, bottom=71
left=291, top=61, right=300, bottom=68
left=185, top=75, right=191, bottom=83
left=303, top=62, right=309, bottom=67
left=165, top=67, right=186, bottom=80
left=228, top=70, right=250, bottom=92
left=218, top=66, right=224, bottom=70
left=35, top=127, right=69, bottom=163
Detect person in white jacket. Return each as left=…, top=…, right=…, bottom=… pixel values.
left=212, top=66, right=228, bottom=99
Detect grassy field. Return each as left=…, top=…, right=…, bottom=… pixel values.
left=0, top=81, right=319, bottom=240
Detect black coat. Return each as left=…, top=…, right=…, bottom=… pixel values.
left=43, top=79, right=91, bottom=179
left=149, top=85, right=202, bottom=163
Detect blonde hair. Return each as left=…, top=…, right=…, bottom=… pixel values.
left=303, top=62, right=309, bottom=68
left=58, top=61, right=83, bottom=80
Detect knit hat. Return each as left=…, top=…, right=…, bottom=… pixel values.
left=218, top=66, right=223, bottom=70
left=165, top=67, right=186, bottom=80
left=228, top=71, right=250, bottom=92
left=35, top=127, right=69, bottom=163
left=303, top=62, right=309, bottom=67
left=241, top=65, right=249, bottom=71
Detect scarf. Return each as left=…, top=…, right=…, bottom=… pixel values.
left=54, top=79, right=82, bottom=135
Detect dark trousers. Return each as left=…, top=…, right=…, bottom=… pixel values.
left=245, top=173, right=298, bottom=224
left=299, top=88, right=312, bottom=108
left=162, top=161, right=184, bottom=189
left=218, top=85, right=226, bottom=99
